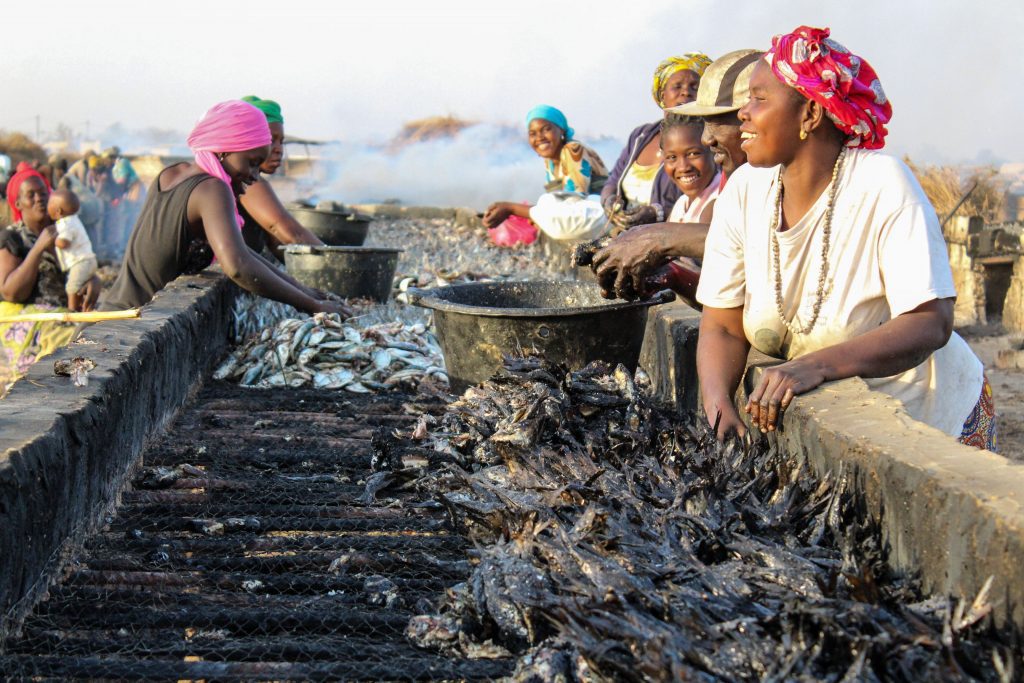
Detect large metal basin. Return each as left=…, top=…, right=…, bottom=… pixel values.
left=284, top=245, right=401, bottom=302
left=288, top=207, right=370, bottom=246
left=408, top=281, right=673, bottom=392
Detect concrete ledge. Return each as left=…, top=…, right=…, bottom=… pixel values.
left=644, top=301, right=1024, bottom=629
left=639, top=302, right=701, bottom=413
left=349, top=204, right=482, bottom=230
left=745, top=361, right=1024, bottom=629
left=0, top=272, right=237, bottom=639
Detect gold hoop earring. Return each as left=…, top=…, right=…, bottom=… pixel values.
left=799, top=129, right=808, bottom=141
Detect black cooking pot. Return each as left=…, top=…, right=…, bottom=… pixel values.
left=407, top=281, right=673, bottom=392
left=284, top=245, right=402, bottom=302
left=288, top=206, right=370, bottom=246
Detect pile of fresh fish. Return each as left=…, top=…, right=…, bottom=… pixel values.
left=364, top=355, right=1012, bottom=681
left=364, top=217, right=574, bottom=287
left=216, top=297, right=446, bottom=391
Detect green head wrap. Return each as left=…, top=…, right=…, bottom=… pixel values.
left=241, top=95, right=284, bottom=125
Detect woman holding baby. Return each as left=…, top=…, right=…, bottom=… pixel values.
left=0, top=168, right=102, bottom=390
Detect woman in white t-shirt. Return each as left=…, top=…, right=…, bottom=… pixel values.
left=695, top=26, right=994, bottom=450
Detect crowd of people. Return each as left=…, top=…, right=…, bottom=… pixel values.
left=0, top=25, right=997, bottom=452
left=483, top=26, right=995, bottom=451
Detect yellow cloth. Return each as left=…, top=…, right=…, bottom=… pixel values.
left=0, top=301, right=76, bottom=392
left=652, top=53, right=713, bottom=106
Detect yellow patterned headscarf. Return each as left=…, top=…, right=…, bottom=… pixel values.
left=652, top=53, right=713, bottom=107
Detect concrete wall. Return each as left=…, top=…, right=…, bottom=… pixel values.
left=643, top=301, right=1024, bottom=629
left=0, top=272, right=237, bottom=640
left=348, top=204, right=483, bottom=231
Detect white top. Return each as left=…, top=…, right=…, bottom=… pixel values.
left=54, top=215, right=96, bottom=271
left=620, top=161, right=659, bottom=208
left=667, top=170, right=722, bottom=223
left=696, top=149, right=983, bottom=436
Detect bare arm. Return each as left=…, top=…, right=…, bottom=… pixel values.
left=0, top=227, right=56, bottom=303
left=190, top=180, right=337, bottom=315
left=237, top=178, right=324, bottom=246
left=482, top=201, right=532, bottom=229
left=592, top=221, right=710, bottom=299
left=747, top=299, right=955, bottom=433
left=697, top=305, right=751, bottom=440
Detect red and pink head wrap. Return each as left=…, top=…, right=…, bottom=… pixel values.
left=765, top=26, right=892, bottom=150
left=5, top=167, right=51, bottom=223
left=186, top=100, right=272, bottom=228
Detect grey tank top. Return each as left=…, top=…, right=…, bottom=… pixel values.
left=100, top=170, right=217, bottom=311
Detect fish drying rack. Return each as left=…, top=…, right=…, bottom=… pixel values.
left=0, top=383, right=511, bottom=680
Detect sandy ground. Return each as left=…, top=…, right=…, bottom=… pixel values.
left=959, top=324, right=1024, bottom=462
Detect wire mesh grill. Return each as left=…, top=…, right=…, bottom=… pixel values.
left=1, top=361, right=1019, bottom=681
left=0, top=382, right=512, bottom=681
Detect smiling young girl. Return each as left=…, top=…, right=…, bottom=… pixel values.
left=662, top=116, right=721, bottom=225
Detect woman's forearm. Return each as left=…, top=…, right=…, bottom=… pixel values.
left=507, top=203, right=532, bottom=219
left=266, top=215, right=324, bottom=246
left=0, top=248, right=45, bottom=303
left=801, top=300, right=954, bottom=382
left=222, top=251, right=322, bottom=313
left=697, top=310, right=751, bottom=416
left=648, top=222, right=710, bottom=260
left=253, top=250, right=320, bottom=295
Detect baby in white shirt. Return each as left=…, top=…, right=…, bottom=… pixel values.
left=47, top=189, right=98, bottom=312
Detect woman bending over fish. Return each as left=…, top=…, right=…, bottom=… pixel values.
left=695, top=27, right=993, bottom=450
left=100, top=100, right=346, bottom=317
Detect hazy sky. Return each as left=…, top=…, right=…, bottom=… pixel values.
left=4, top=0, right=1023, bottom=164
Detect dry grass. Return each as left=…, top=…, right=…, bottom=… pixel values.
left=905, top=156, right=1004, bottom=223
left=389, top=115, right=474, bottom=151
left=0, top=131, right=46, bottom=169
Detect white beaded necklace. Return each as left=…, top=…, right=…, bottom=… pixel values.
left=770, top=147, right=848, bottom=337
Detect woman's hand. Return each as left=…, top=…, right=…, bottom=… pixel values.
left=34, top=225, right=58, bottom=253
left=592, top=225, right=672, bottom=299
left=745, top=356, right=827, bottom=433
left=314, top=299, right=353, bottom=319
left=482, top=202, right=512, bottom=229
left=75, top=276, right=102, bottom=312
left=704, top=396, right=748, bottom=441
left=610, top=205, right=658, bottom=231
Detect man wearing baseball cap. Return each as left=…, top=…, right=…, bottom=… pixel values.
left=591, top=49, right=762, bottom=302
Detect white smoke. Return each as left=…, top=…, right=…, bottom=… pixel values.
left=308, top=123, right=624, bottom=211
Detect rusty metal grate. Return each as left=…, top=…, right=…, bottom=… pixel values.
left=0, top=382, right=511, bottom=681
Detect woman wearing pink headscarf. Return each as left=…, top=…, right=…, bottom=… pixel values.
left=695, top=27, right=992, bottom=450
left=100, top=101, right=346, bottom=316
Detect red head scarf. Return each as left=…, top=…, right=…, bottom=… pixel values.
left=765, top=26, right=892, bottom=150
left=186, top=100, right=272, bottom=228
left=5, top=168, right=51, bottom=223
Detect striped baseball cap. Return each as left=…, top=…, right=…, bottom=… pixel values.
left=669, top=49, right=764, bottom=116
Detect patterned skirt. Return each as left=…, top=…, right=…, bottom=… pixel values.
left=0, top=301, right=77, bottom=396
left=959, top=374, right=997, bottom=452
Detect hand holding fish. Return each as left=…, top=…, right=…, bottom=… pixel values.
left=592, top=225, right=673, bottom=299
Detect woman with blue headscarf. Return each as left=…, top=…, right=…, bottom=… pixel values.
left=482, top=105, right=608, bottom=244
